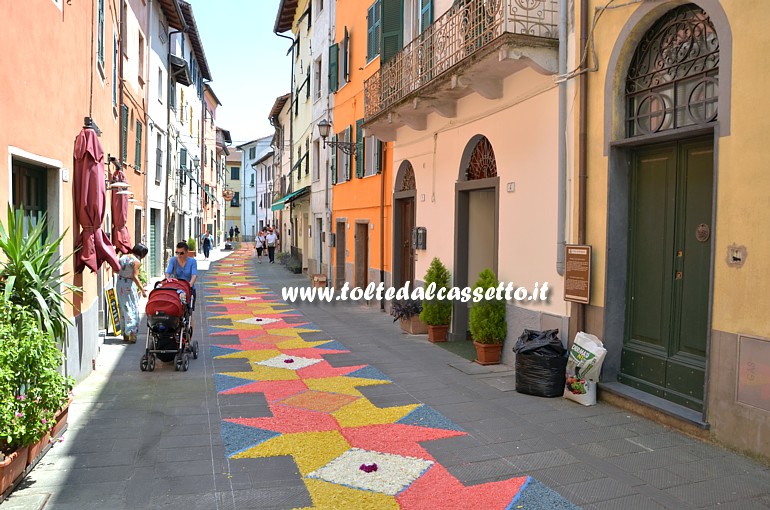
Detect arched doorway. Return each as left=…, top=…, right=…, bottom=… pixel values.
left=451, top=136, right=499, bottom=341
left=615, top=4, right=720, bottom=412
left=393, top=161, right=417, bottom=289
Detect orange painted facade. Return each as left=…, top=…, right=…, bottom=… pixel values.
left=332, top=0, right=393, bottom=288
left=0, top=0, right=122, bottom=381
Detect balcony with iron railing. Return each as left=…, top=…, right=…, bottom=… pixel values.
left=364, top=0, right=559, bottom=137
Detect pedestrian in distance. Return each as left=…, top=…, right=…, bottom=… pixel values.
left=116, top=243, right=148, bottom=343
left=234, top=226, right=240, bottom=242
left=255, top=230, right=266, bottom=263
left=229, top=226, right=234, bottom=242
left=201, top=230, right=212, bottom=260
left=265, top=228, right=278, bottom=263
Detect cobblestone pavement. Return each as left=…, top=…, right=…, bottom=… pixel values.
left=3, top=246, right=770, bottom=509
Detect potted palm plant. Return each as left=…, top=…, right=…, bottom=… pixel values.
left=420, top=258, right=452, bottom=342
left=390, top=299, right=428, bottom=334
left=0, top=208, right=77, bottom=478
left=470, top=269, right=507, bottom=364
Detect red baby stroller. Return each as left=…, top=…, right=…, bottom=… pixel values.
left=141, top=279, right=199, bottom=372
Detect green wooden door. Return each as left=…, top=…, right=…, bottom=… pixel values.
left=621, top=138, right=713, bottom=411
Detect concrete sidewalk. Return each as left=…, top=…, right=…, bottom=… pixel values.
left=3, top=250, right=770, bottom=510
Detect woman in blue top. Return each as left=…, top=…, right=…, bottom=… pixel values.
left=165, top=241, right=198, bottom=311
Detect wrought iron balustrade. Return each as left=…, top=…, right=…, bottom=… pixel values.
left=364, top=0, right=558, bottom=120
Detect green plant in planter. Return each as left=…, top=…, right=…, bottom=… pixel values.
left=187, top=236, right=197, bottom=252
left=469, top=268, right=507, bottom=344
left=0, top=298, right=73, bottom=457
left=138, top=263, right=148, bottom=286
left=420, top=257, right=452, bottom=326
left=0, top=207, right=82, bottom=345
left=390, top=299, right=422, bottom=322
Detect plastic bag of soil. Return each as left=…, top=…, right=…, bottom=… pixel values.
left=514, top=329, right=568, bottom=397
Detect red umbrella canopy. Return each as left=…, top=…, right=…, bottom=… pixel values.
left=73, top=128, right=120, bottom=273
left=110, top=169, right=131, bottom=254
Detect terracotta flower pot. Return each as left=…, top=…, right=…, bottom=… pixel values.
left=474, top=341, right=503, bottom=365
left=26, top=432, right=51, bottom=467
left=428, top=325, right=449, bottom=343
left=400, top=316, right=428, bottom=335
left=51, top=399, right=72, bottom=440
left=0, top=446, right=29, bottom=495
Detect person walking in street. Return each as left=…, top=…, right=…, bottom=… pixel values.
left=201, top=230, right=212, bottom=260
left=234, top=226, right=240, bottom=242
left=229, top=226, right=234, bottom=242
left=255, top=230, right=266, bottom=263
left=116, top=243, right=148, bottom=343
left=166, top=241, right=198, bottom=312
left=265, top=228, right=278, bottom=263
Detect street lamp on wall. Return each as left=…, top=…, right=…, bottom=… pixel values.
left=317, top=119, right=362, bottom=159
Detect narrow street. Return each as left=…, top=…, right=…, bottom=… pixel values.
left=2, top=246, right=769, bottom=510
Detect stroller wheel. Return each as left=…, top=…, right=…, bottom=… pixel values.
left=140, top=355, right=149, bottom=372
left=182, top=354, right=190, bottom=372
left=192, top=341, right=199, bottom=360
left=174, top=354, right=183, bottom=371
left=148, top=355, right=156, bottom=372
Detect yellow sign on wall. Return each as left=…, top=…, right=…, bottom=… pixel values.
left=106, top=287, right=122, bottom=336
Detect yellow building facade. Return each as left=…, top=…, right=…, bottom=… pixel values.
left=577, top=0, right=770, bottom=459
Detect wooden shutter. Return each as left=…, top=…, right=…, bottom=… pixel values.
left=135, top=121, right=142, bottom=171
left=330, top=135, right=337, bottom=185
left=343, top=27, right=350, bottom=83
left=420, top=0, right=433, bottom=33
left=355, top=119, right=364, bottom=178
left=121, top=104, right=128, bottom=162
left=345, top=125, right=352, bottom=181
left=380, top=0, right=403, bottom=64
left=376, top=140, right=383, bottom=174
left=329, top=43, right=339, bottom=93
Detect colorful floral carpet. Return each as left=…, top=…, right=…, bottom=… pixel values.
left=204, top=248, right=580, bottom=510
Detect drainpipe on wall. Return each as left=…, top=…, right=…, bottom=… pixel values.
left=275, top=31, right=295, bottom=255
left=165, top=26, right=187, bottom=266
left=576, top=0, right=589, bottom=334
left=380, top=146, right=385, bottom=311
left=556, top=0, right=568, bottom=276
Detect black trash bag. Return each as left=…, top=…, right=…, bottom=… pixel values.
left=514, top=329, right=568, bottom=397
left=513, top=329, right=565, bottom=356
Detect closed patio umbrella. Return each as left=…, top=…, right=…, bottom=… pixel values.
left=110, top=169, right=131, bottom=254
left=73, top=127, right=120, bottom=273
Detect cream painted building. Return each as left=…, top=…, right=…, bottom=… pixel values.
left=365, top=0, right=566, bottom=357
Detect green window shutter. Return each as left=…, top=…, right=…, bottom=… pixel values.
left=355, top=119, right=364, bottom=178
left=381, top=0, right=403, bottom=64
left=329, top=43, right=339, bottom=93
left=135, top=121, right=142, bottom=172
left=376, top=140, right=383, bottom=174
left=180, top=148, right=187, bottom=168
left=345, top=125, right=352, bottom=181
left=420, top=0, right=433, bottom=33
left=306, top=66, right=311, bottom=99
left=121, top=104, right=128, bottom=162
left=343, top=27, right=350, bottom=83
left=331, top=135, right=337, bottom=185
left=367, top=2, right=381, bottom=61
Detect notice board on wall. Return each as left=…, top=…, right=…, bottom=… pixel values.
left=564, top=245, right=591, bottom=304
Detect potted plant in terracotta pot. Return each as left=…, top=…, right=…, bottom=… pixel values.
left=470, top=268, right=507, bottom=364
left=420, top=258, right=452, bottom=342
left=0, top=209, right=76, bottom=479
left=0, top=298, right=73, bottom=491
left=390, top=299, right=427, bottom=334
